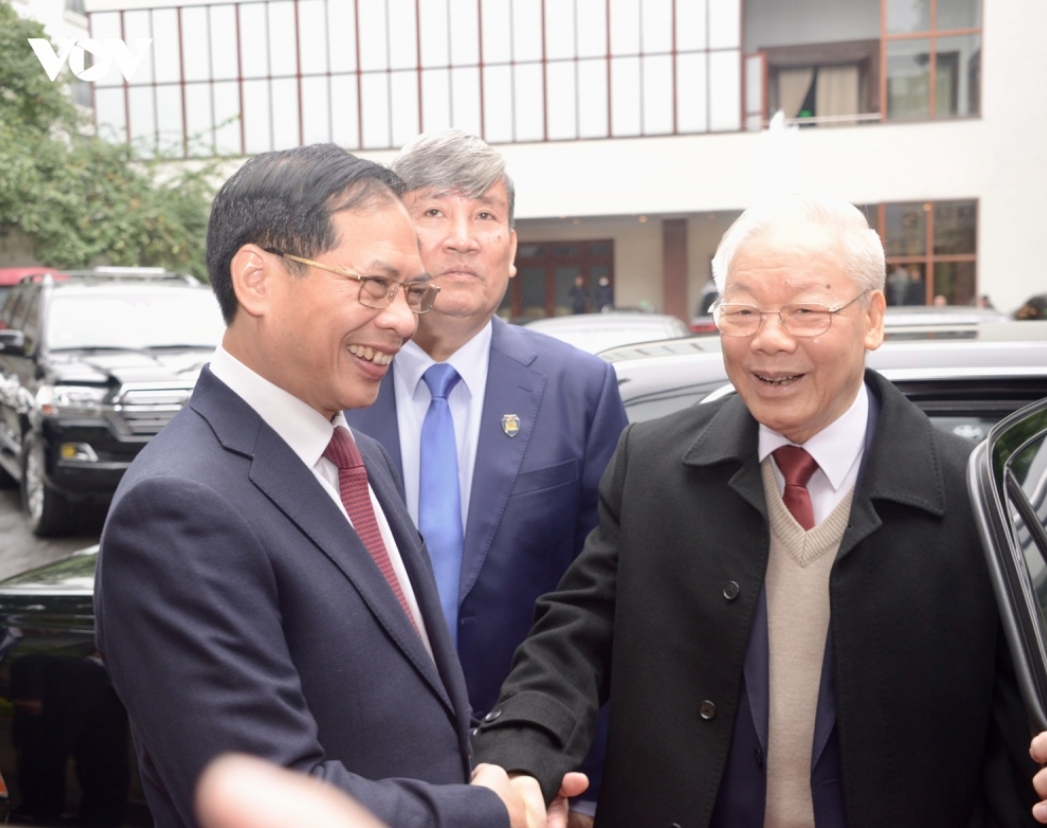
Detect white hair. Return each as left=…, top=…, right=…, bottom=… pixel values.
left=711, top=194, right=886, bottom=295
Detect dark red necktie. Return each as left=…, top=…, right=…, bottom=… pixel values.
left=772, top=445, right=819, bottom=531
left=324, top=427, right=418, bottom=632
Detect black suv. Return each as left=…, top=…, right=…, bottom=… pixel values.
left=0, top=269, right=224, bottom=536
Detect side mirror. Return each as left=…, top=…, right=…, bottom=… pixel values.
left=0, top=330, right=25, bottom=356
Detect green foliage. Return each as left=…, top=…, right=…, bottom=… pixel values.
left=0, top=0, right=217, bottom=279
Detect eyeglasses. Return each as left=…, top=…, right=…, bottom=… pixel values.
left=264, top=249, right=440, bottom=314
left=711, top=290, right=870, bottom=338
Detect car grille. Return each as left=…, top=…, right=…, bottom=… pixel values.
left=108, top=385, right=194, bottom=437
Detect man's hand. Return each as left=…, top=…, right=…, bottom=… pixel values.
left=566, top=811, right=595, bottom=828
left=509, top=771, right=589, bottom=828
left=551, top=773, right=589, bottom=828
left=1031, top=732, right=1047, bottom=823
left=472, top=763, right=545, bottom=828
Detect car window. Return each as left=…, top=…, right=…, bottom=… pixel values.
left=2, top=287, right=31, bottom=332
left=897, top=377, right=1047, bottom=443
left=45, top=291, right=225, bottom=351
left=21, top=290, right=41, bottom=355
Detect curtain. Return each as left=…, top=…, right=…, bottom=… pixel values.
left=777, top=68, right=815, bottom=119
left=815, top=65, right=860, bottom=124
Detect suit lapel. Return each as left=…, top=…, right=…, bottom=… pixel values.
left=192, top=371, right=455, bottom=717
left=460, top=319, right=545, bottom=603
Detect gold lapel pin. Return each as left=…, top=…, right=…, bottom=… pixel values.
left=501, top=414, right=520, bottom=437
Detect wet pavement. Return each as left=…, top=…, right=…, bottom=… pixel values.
left=0, top=487, right=103, bottom=580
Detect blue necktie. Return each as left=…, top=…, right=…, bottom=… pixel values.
left=418, top=363, right=464, bottom=644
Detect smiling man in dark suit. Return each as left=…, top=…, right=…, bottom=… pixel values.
left=345, top=130, right=627, bottom=823
left=94, top=144, right=583, bottom=828
left=472, top=193, right=1038, bottom=827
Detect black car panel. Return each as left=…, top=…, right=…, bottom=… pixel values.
left=0, top=548, right=150, bottom=826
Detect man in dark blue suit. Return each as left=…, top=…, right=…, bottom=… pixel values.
left=94, top=145, right=583, bottom=828
left=346, top=130, right=627, bottom=824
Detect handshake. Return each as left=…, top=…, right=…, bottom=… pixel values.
left=197, top=754, right=591, bottom=828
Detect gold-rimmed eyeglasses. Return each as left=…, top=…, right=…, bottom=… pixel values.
left=711, top=290, right=870, bottom=338
left=265, top=248, right=440, bottom=314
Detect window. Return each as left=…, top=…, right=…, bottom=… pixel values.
left=501, top=240, right=615, bottom=320
left=880, top=200, right=978, bottom=306
left=744, top=0, right=981, bottom=126
left=763, top=41, right=880, bottom=126
left=884, top=0, right=981, bottom=120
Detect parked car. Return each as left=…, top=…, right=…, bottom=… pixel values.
left=523, top=310, right=690, bottom=354
left=0, top=269, right=224, bottom=536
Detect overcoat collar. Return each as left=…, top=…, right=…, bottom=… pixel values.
left=189, top=368, right=457, bottom=717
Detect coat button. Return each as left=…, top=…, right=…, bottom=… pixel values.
left=484, top=709, right=502, bottom=723
left=699, top=700, right=716, bottom=720
left=723, top=580, right=740, bottom=601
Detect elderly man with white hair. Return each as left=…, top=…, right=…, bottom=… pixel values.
left=472, top=193, right=1039, bottom=828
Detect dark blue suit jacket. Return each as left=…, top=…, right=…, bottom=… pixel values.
left=95, top=368, right=508, bottom=828
left=347, top=318, right=627, bottom=719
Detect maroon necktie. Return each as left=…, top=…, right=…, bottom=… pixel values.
left=324, top=427, right=418, bottom=632
left=772, top=445, right=819, bottom=531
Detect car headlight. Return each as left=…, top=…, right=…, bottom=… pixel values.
left=36, top=384, right=110, bottom=417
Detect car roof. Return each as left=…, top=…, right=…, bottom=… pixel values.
left=603, top=319, right=1047, bottom=362
left=0, top=267, right=67, bottom=285
left=882, top=305, right=1011, bottom=326
left=524, top=311, right=691, bottom=354
left=611, top=321, right=1047, bottom=410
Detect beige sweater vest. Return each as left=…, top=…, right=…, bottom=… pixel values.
left=760, top=459, right=854, bottom=828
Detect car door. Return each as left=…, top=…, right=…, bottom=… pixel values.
left=969, top=396, right=1047, bottom=731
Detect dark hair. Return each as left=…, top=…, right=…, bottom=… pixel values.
left=206, top=144, right=406, bottom=323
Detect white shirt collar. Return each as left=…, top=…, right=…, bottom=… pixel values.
left=396, top=319, right=493, bottom=399
left=209, top=344, right=345, bottom=469
left=758, top=382, right=870, bottom=492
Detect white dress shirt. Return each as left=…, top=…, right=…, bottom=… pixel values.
left=392, top=320, right=492, bottom=527
left=209, top=345, right=433, bottom=656
left=759, top=382, right=870, bottom=526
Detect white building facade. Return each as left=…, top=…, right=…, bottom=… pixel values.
left=19, top=0, right=1047, bottom=318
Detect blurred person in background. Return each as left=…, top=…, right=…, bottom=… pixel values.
left=570, top=275, right=590, bottom=314
left=595, top=276, right=614, bottom=312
